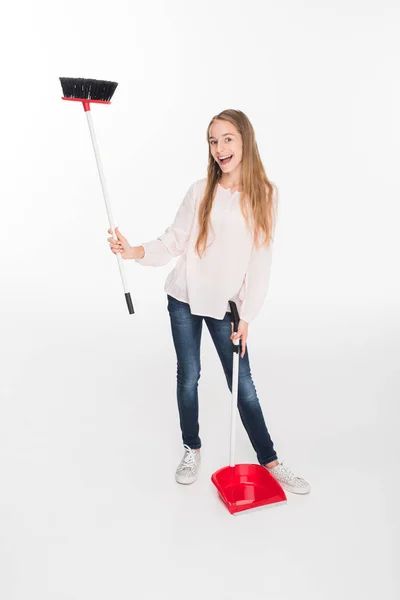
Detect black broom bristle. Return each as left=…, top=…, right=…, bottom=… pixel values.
left=59, top=77, right=118, bottom=101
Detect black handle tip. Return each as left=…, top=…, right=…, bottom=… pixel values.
left=228, top=300, right=240, bottom=332
left=125, top=293, right=135, bottom=314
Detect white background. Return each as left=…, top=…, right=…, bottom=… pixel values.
left=1, top=1, right=399, bottom=599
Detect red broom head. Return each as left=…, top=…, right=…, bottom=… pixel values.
left=59, top=77, right=118, bottom=110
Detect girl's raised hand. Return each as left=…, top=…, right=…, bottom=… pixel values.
left=107, top=227, right=133, bottom=260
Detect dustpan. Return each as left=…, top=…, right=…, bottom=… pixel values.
left=211, top=301, right=287, bottom=515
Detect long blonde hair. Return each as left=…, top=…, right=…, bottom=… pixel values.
left=195, top=109, right=278, bottom=259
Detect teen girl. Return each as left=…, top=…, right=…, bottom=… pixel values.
left=107, top=110, right=310, bottom=495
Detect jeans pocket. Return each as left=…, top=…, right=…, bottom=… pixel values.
left=167, top=294, right=188, bottom=313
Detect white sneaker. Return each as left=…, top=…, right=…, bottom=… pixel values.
left=265, top=461, right=311, bottom=495
left=175, top=445, right=201, bottom=485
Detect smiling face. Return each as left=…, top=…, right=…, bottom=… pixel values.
left=208, top=119, right=243, bottom=178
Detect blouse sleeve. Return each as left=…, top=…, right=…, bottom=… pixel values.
left=135, top=182, right=197, bottom=267
left=240, top=187, right=278, bottom=324
left=239, top=241, right=274, bottom=324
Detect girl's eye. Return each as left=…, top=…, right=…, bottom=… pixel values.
left=210, top=138, right=231, bottom=145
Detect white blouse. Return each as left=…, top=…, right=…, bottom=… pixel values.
left=135, top=178, right=274, bottom=323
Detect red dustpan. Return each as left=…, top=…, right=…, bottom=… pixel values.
left=211, top=301, right=287, bottom=515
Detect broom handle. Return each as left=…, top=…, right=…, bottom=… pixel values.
left=85, top=110, right=134, bottom=315
left=228, top=301, right=241, bottom=467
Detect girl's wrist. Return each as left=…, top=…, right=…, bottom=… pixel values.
left=132, top=245, right=145, bottom=259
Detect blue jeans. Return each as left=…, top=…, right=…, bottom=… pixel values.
left=166, top=294, right=278, bottom=465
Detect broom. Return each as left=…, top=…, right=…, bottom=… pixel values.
left=59, top=77, right=134, bottom=315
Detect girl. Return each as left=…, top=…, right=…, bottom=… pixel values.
left=107, top=110, right=310, bottom=495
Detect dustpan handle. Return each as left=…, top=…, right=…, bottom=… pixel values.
left=228, top=301, right=241, bottom=468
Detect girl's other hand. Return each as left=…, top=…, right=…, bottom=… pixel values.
left=231, top=319, right=249, bottom=358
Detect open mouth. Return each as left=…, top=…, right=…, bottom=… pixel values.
left=218, top=154, right=233, bottom=165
